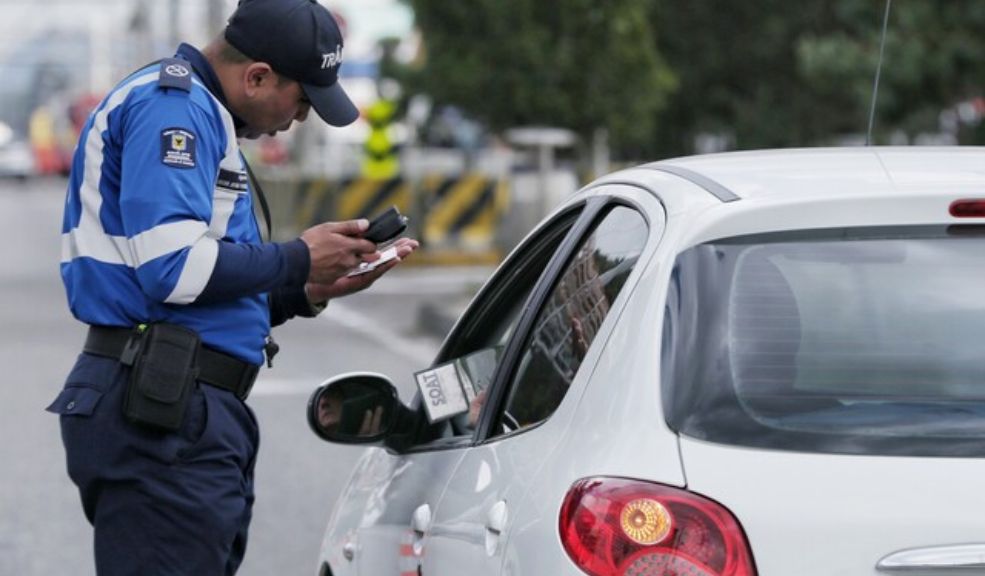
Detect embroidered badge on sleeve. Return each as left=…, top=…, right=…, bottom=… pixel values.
left=161, top=128, right=197, bottom=169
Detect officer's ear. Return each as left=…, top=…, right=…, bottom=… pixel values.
left=243, top=62, right=276, bottom=96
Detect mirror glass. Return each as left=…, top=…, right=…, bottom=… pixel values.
left=307, top=374, right=397, bottom=443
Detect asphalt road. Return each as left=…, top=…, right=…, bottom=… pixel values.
left=0, top=177, right=491, bottom=575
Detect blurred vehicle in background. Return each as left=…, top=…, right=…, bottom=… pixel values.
left=0, top=55, right=43, bottom=179
left=0, top=120, right=34, bottom=180
left=307, top=147, right=985, bottom=576
left=0, top=30, right=94, bottom=179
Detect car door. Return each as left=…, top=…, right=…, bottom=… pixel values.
left=420, top=189, right=661, bottom=575
left=333, top=445, right=464, bottom=576
left=333, top=204, right=587, bottom=576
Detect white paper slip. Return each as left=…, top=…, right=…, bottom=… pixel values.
left=414, top=363, right=471, bottom=423
left=346, top=246, right=398, bottom=277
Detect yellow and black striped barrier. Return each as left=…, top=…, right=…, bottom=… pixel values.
left=291, top=174, right=508, bottom=266
left=419, top=174, right=508, bottom=264
left=294, top=176, right=412, bottom=229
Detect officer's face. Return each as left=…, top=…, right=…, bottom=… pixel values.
left=237, top=68, right=312, bottom=139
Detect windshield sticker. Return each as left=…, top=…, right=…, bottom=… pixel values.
left=414, top=347, right=502, bottom=423
left=415, top=363, right=470, bottom=423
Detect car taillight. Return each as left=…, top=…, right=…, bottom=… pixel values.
left=949, top=199, right=985, bottom=218
left=559, top=477, right=756, bottom=576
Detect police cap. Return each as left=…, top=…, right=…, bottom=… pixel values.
left=224, top=0, right=359, bottom=127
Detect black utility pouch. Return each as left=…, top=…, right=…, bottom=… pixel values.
left=122, top=323, right=200, bottom=432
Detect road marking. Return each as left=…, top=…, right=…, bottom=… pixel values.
left=250, top=377, right=317, bottom=397
left=251, top=303, right=441, bottom=397
left=368, top=266, right=493, bottom=295
left=322, top=302, right=441, bottom=362
left=252, top=268, right=485, bottom=397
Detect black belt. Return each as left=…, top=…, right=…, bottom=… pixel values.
left=83, top=325, right=259, bottom=401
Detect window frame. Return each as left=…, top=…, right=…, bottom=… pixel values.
left=472, top=197, right=608, bottom=442
left=395, top=203, right=588, bottom=453
left=475, top=196, right=653, bottom=444
left=395, top=191, right=657, bottom=454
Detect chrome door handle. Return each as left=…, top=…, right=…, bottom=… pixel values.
left=877, top=543, right=985, bottom=572
left=484, top=500, right=508, bottom=556
left=342, top=541, right=356, bottom=562
left=411, top=503, right=432, bottom=557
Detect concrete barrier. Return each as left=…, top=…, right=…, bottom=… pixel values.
left=263, top=174, right=509, bottom=266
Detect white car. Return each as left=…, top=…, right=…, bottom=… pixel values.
left=307, top=147, right=985, bottom=576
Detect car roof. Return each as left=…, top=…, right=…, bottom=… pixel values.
left=640, top=146, right=985, bottom=202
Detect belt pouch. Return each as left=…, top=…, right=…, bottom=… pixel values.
left=123, top=323, right=200, bottom=432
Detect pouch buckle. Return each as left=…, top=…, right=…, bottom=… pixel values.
left=119, top=324, right=148, bottom=367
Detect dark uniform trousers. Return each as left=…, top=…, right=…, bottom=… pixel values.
left=47, top=353, right=260, bottom=575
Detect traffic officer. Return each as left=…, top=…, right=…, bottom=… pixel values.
left=47, top=0, right=417, bottom=574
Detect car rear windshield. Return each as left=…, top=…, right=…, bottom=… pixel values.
left=662, top=226, right=985, bottom=457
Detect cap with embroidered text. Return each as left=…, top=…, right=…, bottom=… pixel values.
left=225, top=0, right=358, bottom=127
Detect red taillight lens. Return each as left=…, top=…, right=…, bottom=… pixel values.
left=559, top=478, right=757, bottom=576
left=949, top=199, right=985, bottom=218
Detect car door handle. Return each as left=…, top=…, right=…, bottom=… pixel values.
left=484, top=500, right=508, bottom=556
left=411, top=503, right=432, bottom=556
left=877, top=543, right=985, bottom=572
left=342, top=540, right=356, bottom=562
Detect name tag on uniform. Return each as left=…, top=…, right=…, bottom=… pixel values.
left=216, top=168, right=248, bottom=193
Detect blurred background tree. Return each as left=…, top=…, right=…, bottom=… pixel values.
left=402, top=0, right=676, bottom=156
left=399, top=0, right=985, bottom=161
left=652, top=0, right=985, bottom=156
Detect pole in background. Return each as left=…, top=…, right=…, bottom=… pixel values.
left=866, top=0, right=892, bottom=146
left=169, top=0, right=180, bottom=50
left=128, top=0, right=153, bottom=73
left=207, top=0, right=228, bottom=38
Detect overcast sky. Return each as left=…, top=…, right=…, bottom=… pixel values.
left=0, top=0, right=413, bottom=87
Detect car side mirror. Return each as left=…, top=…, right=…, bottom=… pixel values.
left=306, top=372, right=399, bottom=444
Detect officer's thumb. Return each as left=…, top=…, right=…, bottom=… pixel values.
left=324, top=219, right=369, bottom=237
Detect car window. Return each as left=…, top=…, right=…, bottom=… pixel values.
left=495, top=206, right=648, bottom=435
left=394, top=209, right=582, bottom=449
left=663, top=226, right=985, bottom=457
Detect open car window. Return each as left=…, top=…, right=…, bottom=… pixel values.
left=493, top=205, right=649, bottom=436
left=392, top=208, right=583, bottom=450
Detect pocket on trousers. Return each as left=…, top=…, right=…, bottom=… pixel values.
left=174, top=384, right=211, bottom=462
left=46, top=385, right=105, bottom=417
left=47, top=353, right=121, bottom=419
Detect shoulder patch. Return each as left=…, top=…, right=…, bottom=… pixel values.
left=158, top=58, right=192, bottom=92
left=161, top=128, right=197, bottom=169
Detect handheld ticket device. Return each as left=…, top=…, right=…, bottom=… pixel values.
left=347, top=206, right=409, bottom=277
left=364, top=206, right=408, bottom=244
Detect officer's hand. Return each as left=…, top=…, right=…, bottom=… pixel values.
left=305, top=238, right=419, bottom=302
left=300, top=219, right=380, bottom=284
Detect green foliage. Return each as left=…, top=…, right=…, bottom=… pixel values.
left=401, top=0, right=985, bottom=159
left=651, top=0, right=842, bottom=154
left=650, top=0, right=985, bottom=156
left=405, top=0, right=676, bottom=153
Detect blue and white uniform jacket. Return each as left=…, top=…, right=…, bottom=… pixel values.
left=61, top=45, right=313, bottom=366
